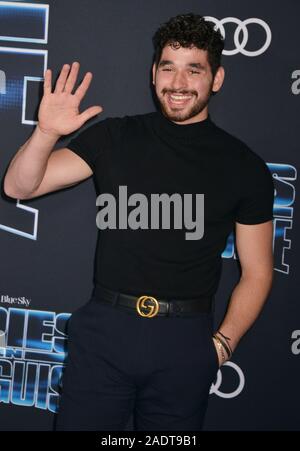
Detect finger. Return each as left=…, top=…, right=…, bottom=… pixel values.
left=54, top=64, right=71, bottom=93
left=73, top=72, right=93, bottom=102
left=77, top=105, right=103, bottom=126
left=64, top=61, right=80, bottom=93
left=43, top=69, right=52, bottom=95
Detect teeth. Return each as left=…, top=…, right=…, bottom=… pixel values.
left=170, top=94, right=192, bottom=100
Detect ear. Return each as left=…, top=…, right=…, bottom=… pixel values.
left=152, top=62, right=156, bottom=85
left=212, top=66, right=225, bottom=93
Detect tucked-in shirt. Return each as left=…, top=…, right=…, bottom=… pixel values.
left=66, top=110, right=274, bottom=299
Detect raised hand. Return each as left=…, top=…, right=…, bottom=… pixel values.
left=38, top=62, right=103, bottom=138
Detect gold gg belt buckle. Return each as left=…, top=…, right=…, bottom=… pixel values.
left=136, top=295, right=160, bottom=318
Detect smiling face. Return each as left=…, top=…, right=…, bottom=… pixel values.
left=152, top=43, right=224, bottom=124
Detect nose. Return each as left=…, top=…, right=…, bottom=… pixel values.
left=170, top=70, right=188, bottom=91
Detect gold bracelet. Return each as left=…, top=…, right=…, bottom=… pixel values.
left=212, top=335, right=227, bottom=363
left=214, top=332, right=232, bottom=359
left=216, top=330, right=233, bottom=355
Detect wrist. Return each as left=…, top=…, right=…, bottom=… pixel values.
left=215, top=329, right=237, bottom=354
left=212, top=335, right=227, bottom=366
left=212, top=332, right=233, bottom=361
left=36, top=123, right=61, bottom=142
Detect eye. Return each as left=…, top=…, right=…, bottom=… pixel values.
left=162, top=68, right=172, bottom=71
left=190, top=70, right=200, bottom=75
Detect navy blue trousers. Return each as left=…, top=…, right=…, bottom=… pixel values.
left=55, top=293, right=219, bottom=431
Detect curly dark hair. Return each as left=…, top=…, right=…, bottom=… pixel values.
left=152, top=13, right=224, bottom=77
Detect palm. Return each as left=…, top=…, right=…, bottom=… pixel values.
left=38, top=62, right=102, bottom=138
left=39, top=92, right=81, bottom=135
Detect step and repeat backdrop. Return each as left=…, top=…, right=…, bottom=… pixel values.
left=0, top=0, right=299, bottom=431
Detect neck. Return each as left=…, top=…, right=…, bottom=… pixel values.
left=155, top=109, right=214, bottom=139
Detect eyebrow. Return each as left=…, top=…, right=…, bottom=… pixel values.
left=158, top=60, right=206, bottom=70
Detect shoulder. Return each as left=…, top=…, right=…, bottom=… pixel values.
left=212, top=122, right=269, bottom=168
left=103, top=111, right=156, bottom=126
left=98, top=111, right=155, bottom=136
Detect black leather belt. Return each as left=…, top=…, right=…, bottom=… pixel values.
left=93, top=284, right=213, bottom=317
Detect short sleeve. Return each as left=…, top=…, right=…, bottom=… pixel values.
left=66, top=118, right=111, bottom=172
left=235, top=151, right=275, bottom=224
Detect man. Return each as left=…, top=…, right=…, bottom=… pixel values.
left=3, top=13, right=274, bottom=431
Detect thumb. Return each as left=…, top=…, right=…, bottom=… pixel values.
left=78, top=105, right=103, bottom=126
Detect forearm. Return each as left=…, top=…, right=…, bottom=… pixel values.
left=216, top=271, right=274, bottom=354
left=4, top=125, right=60, bottom=198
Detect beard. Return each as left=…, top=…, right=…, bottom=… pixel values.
left=158, top=85, right=213, bottom=123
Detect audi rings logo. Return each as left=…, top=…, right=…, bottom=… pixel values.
left=204, top=17, right=272, bottom=56
left=210, top=361, right=245, bottom=399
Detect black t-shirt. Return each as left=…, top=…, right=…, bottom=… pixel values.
left=66, top=111, right=274, bottom=299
